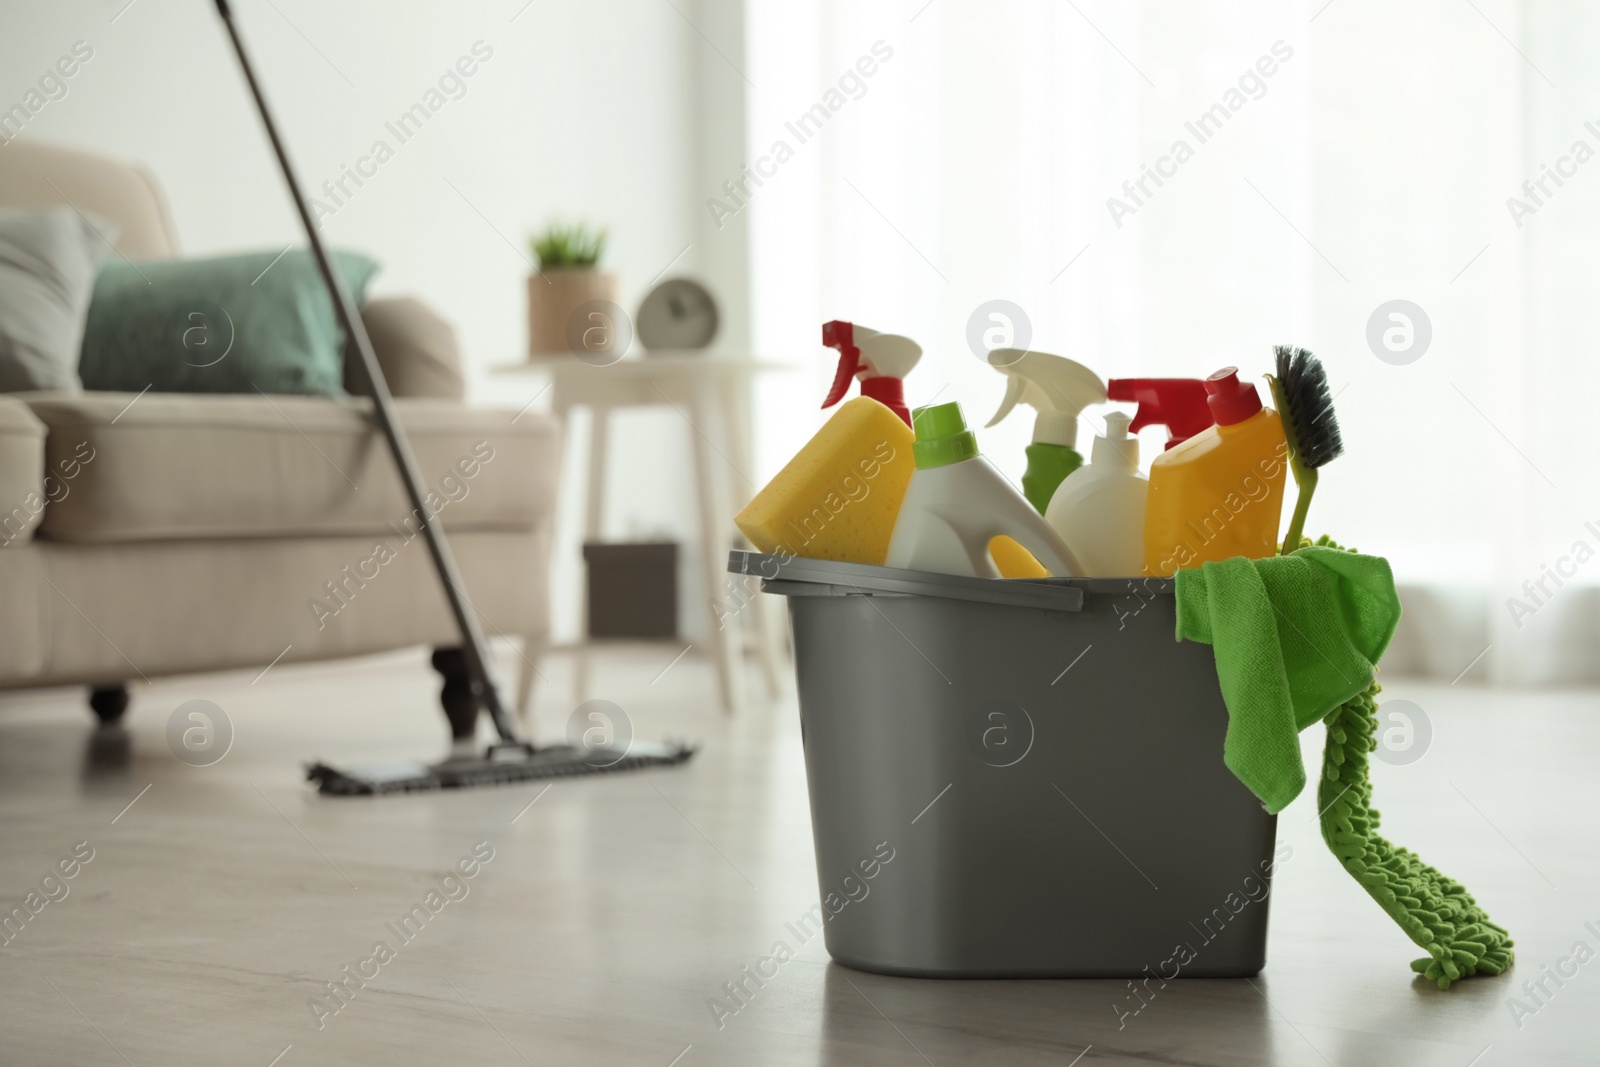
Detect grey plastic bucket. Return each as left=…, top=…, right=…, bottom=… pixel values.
left=729, top=550, right=1279, bottom=979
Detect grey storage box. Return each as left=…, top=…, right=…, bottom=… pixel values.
left=584, top=541, right=678, bottom=639
left=729, top=550, right=1278, bottom=979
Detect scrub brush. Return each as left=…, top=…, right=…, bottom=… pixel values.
left=1266, top=346, right=1344, bottom=555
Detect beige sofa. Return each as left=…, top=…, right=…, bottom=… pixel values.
left=0, top=141, right=559, bottom=737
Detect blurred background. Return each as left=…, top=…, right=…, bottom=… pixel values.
left=4, top=0, right=1592, bottom=684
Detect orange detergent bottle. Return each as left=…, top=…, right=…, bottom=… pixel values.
left=1142, top=367, right=1288, bottom=576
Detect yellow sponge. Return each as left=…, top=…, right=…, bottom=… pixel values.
left=736, top=397, right=915, bottom=565
left=988, top=536, right=1050, bottom=578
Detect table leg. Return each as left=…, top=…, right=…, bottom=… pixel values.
left=688, top=383, right=742, bottom=712
left=575, top=405, right=609, bottom=705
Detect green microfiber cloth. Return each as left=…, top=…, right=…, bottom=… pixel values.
left=1173, top=545, right=1401, bottom=812
left=1174, top=537, right=1514, bottom=989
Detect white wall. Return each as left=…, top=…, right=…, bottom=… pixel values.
left=2, top=0, right=749, bottom=644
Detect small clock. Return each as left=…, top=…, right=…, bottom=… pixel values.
left=636, top=277, right=719, bottom=352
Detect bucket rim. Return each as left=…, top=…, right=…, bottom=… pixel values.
left=726, top=551, right=1178, bottom=612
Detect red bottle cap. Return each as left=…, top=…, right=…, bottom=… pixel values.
left=1203, top=367, right=1263, bottom=426
left=1105, top=378, right=1215, bottom=450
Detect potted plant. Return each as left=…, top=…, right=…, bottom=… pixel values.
left=526, top=222, right=616, bottom=357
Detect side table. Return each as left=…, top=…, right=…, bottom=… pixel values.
left=492, top=353, right=790, bottom=712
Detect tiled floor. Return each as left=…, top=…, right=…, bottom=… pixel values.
left=0, top=645, right=1595, bottom=1066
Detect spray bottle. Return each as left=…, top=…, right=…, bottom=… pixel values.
left=1141, top=368, right=1288, bottom=577
left=1044, top=411, right=1147, bottom=577
left=821, top=320, right=920, bottom=427
left=886, top=403, right=1081, bottom=579
left=984, top=349, right=1108, bottom=513
left=1105, top=378, right=1214, bottom=451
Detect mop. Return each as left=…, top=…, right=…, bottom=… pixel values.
left=212, top=0, right=694, bottom=795
left=1318, top=671, right=1514, bottom=989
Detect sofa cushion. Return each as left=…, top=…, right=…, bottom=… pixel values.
left=0, top=544, right=44, bottom=679
left=0, top=396, right=46, bottom=546
left=15, top=530, right=548, bottom=686
left=20, top=391, right=560, bottom=544
left=78, top=249, right=380, bottom=398
left=0, top=206, right=114, bottom=391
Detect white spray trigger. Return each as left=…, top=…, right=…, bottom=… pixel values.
left=856, top=332, right=921, bottom=380
left=986, top=373, right=1030, bottom=428
left=983, top=348, right=1108, bottom=450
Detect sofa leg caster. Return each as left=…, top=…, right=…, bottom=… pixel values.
left=88, top=684, right=130, bottom=725
left=430, top=647, right=479, bottom=742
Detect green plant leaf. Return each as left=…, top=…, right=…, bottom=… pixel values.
left=529, top=220, right=609, bottom=271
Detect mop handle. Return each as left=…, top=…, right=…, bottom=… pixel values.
left=213, top=0, right=521, bottom=743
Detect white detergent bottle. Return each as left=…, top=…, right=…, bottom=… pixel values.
left=1044, top=410, right=1147, bottom=577
left=886, top=403, right=1082, bottom=578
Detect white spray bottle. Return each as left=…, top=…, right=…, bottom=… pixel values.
left=1045, top=410, right=1147, bottom=577
left=886, top=402, right=1081, bottom=578
left=984, top=349, right=1108, bottom=514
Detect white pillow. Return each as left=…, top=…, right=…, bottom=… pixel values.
left=0, top=206, right=115, bottom=392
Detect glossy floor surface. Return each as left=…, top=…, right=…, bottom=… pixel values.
left=0, top=646, right=1596, bottom=1066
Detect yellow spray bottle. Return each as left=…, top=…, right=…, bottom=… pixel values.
left=1141, top=367, right=1288, bottom=577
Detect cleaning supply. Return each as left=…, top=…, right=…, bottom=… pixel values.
left=219, top=0, right=694, bottom=797
left=731, top=546, right=1278, bottom=978
left=886, top=402, right=1081, bottom=578
left=985, top=534, right=1050, bottom=579
left=821, top=320, right=920, bottom=427
left=983, top=348, right=1107, bottom=513
left=1106, top=377, right=1214, bottom=451
left=1265, top=345, right=1345, bottom=555
left=1043, top=410, right=1147, bottom=577
left=1175, top=538, right=1513, bottom=989
left=1141, top=368, right=1288, bottom=577
left=735, top=396, right=915, bottom=565
left=981, top=348, right=1105, bottom=578
left=1321, top=681, right=1514, bottom=989
left=1172, top=547, right=1400, bottom=811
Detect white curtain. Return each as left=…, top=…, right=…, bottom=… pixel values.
left=741, top=0, right=1600, bottom=685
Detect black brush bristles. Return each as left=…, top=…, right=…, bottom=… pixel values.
left=1274, top=345, right=1344, bottom=469
left=1269, top=344, right=1345, bottom=554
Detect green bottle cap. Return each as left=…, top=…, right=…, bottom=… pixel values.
left=911, top=402, right=978, bottom=469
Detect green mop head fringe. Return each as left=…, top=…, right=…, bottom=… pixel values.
left=1310, top=535, right=1514, bottom=989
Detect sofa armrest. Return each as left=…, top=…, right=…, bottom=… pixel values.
left=350, top=296, right=466, bottom=401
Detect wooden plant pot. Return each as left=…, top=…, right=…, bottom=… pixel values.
left=527, top=269, right=620, bottom=357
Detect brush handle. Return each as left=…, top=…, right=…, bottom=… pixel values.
left=1281, top=467, right=1317, bottom=555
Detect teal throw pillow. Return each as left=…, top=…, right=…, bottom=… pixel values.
left=78, top=248, right=379, bottom=396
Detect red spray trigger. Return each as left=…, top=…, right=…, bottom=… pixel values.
left=1105, top=378, right=1215, bottom=451
left=821, top=320, right=860, bottom=410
